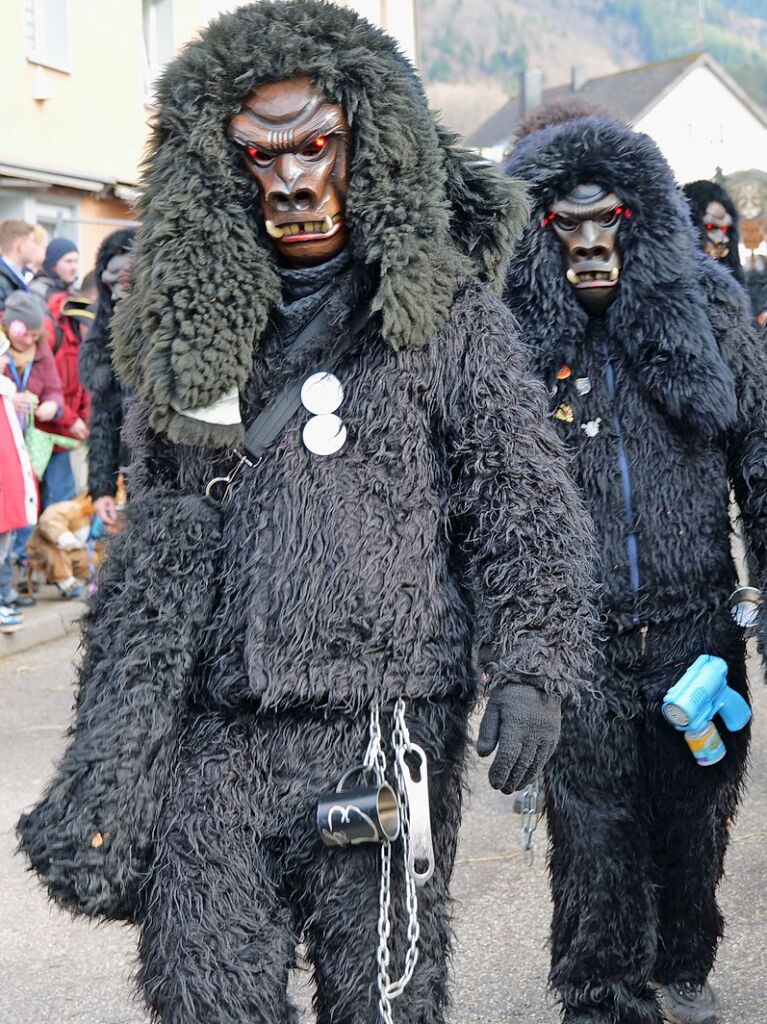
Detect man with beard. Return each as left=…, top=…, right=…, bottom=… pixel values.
left=18, top=4, right=594, bottom=1022
left=503, top=117, right=767, bottom=1024
left=683, top=179, right=745, bottom=286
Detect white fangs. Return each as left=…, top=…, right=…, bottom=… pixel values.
left=566, top=266, right=621, bottom=285
left=265, top=214, right=339, bottom=240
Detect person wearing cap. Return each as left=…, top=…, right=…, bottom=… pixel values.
left=0, top=328, right=38, bottom=631
left=2, top=290, right=64, bottom=580
left=30, top=237, right=79, bottom=302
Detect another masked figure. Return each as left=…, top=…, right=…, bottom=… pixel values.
left=504, top=118, right=767, bottom=1024
left=18, top=4, right=594, bottom=1022
left=683, top=179, right=745, bottom=286
left=78, top=227, right=136, bottom=529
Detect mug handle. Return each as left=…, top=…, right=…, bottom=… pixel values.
left=335, top=763, right=369, bottom=792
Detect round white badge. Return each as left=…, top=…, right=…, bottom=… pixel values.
left=303, top=413, right=347, bottom=456
left=301, top=372, right=344, bottom=416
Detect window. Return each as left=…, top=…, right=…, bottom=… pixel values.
left=25, top=0, right=70, bottom=73
left=142, top=0, right=175, bottom=104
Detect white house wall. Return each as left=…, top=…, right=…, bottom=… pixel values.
left=636, top=64, right=767, bottom=183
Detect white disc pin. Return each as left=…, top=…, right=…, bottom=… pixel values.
left=301, top=372, right=344, bottom=416
left=303, top=413, right=347, bottom=456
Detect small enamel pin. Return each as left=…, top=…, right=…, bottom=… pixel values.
left=554, top=403, right=574, bottom=424
left=575, top=376, right=592, bottom=396
left=581, top=418, right=602, bottom=437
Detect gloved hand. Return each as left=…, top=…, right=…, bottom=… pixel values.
left=477, top=682, right=561, bottom=794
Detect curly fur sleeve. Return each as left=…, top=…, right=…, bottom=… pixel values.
left=17, top=410, right=222, bottom=921
left=86, top=381, right=123, bottom=500
left=445, top=282, right=597, bottom=699
left=704, top=262, right=767, bottom=663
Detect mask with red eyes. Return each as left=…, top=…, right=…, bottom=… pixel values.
left=702, top=200, right=733, bottom=261
left=544, top=183, right=630, bottom=316
left=227, top=76, right=350, bottom=268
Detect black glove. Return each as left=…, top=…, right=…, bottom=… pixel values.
left=477, top=682, right=562, bottom=794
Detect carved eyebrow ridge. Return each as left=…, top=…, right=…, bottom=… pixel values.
left=557, top=202, right=621, bottom=220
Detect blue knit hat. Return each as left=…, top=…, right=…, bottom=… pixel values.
left=44, top=236, right=78, bottom=275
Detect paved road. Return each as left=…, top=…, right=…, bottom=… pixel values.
left=2, top=635, right=766, bottom=1023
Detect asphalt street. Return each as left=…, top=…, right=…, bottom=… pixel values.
left=1, top=634, right=766, bottom=1023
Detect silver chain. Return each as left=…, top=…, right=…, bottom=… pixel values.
left=366, top=700, right=421, bottom=1024
left=519, top=778, right=543, bottom=867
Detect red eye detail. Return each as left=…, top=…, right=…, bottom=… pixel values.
left=312, top=136, right=328, bottom=150
left=246, top=145, right=268, bottom=163
left=623, top=208, right=633, bottom=218
left=615, top=206, right=623, bottom=216
left=540, top=211, right=556, bottom=227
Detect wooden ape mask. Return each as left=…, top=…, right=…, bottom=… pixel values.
left=227, top=76, right=351, bottom=268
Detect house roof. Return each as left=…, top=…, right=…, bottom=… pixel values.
left=466, top=52, right=767, bottom=149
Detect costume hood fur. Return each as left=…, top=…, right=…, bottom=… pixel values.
left=504, top=117, right=737, bottom=437
left=683, top=178, right=745, bottom=285
left=79, top=228, right=136, bottom=395
left=113, top=0, right=527, bottom=448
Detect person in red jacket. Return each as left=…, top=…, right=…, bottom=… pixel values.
left=38, top=291, right=91, bottom=507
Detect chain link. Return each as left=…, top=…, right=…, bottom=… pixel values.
left=371, top=700, right=422, bottom=1024
left=519, top=778, right=543, bottom=867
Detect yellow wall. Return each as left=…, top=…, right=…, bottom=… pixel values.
left=79, top=195, right=137, bottom=274
left=0, top=2, right=148, bottom=187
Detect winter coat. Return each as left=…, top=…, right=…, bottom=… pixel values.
left=39, top=292, right=90, bottom=443
left=0, top=375, right=37, bottom=533
left=29, top=272, right=72, bottom=302
left=683, top=179, right=745, bottom=285
left=0, top=258, right=29, bottom=309
left=504, top=117, right=767, bottom=644
left=78, top=229, right=136, bottom=500
left=18, top=0, right=595, bottom=922
left=4, top=341, right=63, bottom=412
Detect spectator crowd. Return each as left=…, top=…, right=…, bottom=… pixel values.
left=0, top=219, right=130, bottom=635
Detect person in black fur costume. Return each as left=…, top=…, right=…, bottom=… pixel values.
left=683, top=178, right=745, bottom=286
left=78, top=227, right=135, bottom=524
left=17, top=4, right=595, bottom=1022
left=503, top=117, right=767, bottom=1024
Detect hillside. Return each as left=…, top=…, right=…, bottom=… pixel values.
left=418, top=0, right=767, bottom=136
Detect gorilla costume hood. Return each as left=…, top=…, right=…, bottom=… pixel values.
left=113, top=0, right=526, bottom=449
left=505, top=117, right=737, bottom=438
left=683, top=178, right=745, bottom=285
left=79, top=227, right=136, bottom=501
left=79, top=227, right=136, bottom=396
left=501, top=118, right=767, bottom=634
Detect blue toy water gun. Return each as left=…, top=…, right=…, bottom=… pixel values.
left=662, top=655, right=752, bottom=766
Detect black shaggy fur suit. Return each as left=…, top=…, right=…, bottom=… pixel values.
left=17, top=4, right=595, bottom=1022
left=504, top=117, right=767, bottom=1024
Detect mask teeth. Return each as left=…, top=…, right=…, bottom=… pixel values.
left=566, top=268, right=579, bottom=285
left=265, top=220, right=284, bottom=239
left=609, top=267, right=620, bottom=281
left=323, top=214, right=334, bottom=232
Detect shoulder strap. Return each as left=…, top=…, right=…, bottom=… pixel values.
left=243, top=304, right=369, bottom=460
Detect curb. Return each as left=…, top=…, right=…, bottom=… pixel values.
left=0, top=600, right=84, bottom=660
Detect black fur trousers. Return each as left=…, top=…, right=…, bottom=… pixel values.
left=138, top=696, right=470, bottom=1023
left=546, top=619, right=750, bottom=1024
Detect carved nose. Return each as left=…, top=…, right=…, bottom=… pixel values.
left=573, top=242, right=610, bottom=261
left=266, top=186, right=318, bottom=214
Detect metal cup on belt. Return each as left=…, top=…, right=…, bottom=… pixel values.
left=317, top=764, right=401, bottom=847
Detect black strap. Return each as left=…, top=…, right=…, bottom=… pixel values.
left=243, top=304, right=370, bottom=460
